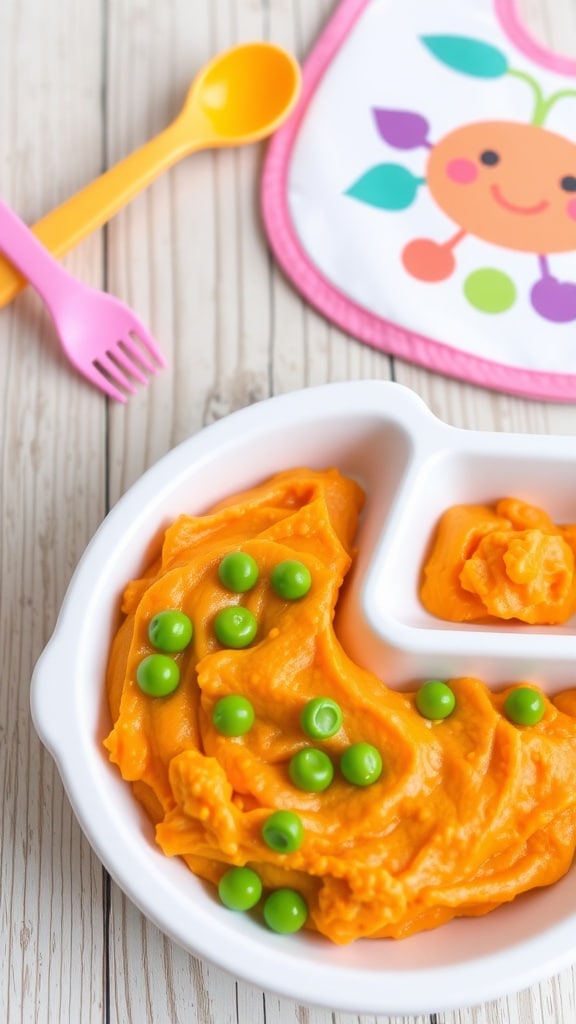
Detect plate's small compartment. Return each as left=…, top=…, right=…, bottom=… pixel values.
left=339, top=434, right=576, bottom=692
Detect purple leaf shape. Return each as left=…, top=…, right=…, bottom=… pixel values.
left=373, top=108, right=431, bottom=150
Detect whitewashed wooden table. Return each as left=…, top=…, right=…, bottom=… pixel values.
left=2, top=0, right=576, bottom=1021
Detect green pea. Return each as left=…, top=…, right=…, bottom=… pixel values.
left=148, top=609, right=193, bottom=653
left=136, top=654, right=180, bottom=697
left=263, top=889, right=308, bottom=934
left=214, top=606, right=258, bottom=648
left=289, top=748, right=334, bottom=792
left=213, top=695, right=255, bottom=737
left=271, top=560, right=311, bottom=600
left=504, top=686, right=545, bottom=726
left=218, top=867, right=262, bottom=911
left=218, top=552, right=259, bottom=593
left=300, top=697, right=343, bottom=739
left=415, top=680, right=456, bottom=720
left=262, top=810, right=304, bottom=853
left=340, top=742, right=382, bottom=787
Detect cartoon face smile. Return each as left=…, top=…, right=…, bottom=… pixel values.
left=489, top=184, right=549, bottom=216
left=427, top=121, right=576, bottom=252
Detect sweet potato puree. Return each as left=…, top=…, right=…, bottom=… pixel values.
left=105, top=470, right=576, bottom=943
left=421, top=498, right=576, bottom=624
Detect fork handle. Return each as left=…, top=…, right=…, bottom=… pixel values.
left=0, top=197, right=73, bottom=315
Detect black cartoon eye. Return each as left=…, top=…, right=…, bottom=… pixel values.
left=480, top=150, right=500, bottom=167
left=560, top=175, right=576, bottom=192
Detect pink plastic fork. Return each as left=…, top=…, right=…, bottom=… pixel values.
left=0, top=197, right=166, bottom=401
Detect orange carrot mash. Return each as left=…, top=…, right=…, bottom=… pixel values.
left=104, top=471, right=576, bottom=943
left=421, top=498, right=576, bottom=625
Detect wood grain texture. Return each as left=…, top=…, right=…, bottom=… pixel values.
left=1, top=0, right=576, bottom=1021
left=0, top=0, right=107, bottom=1022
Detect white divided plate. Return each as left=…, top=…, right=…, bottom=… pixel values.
left=30, top=380, right=576, bottom=1015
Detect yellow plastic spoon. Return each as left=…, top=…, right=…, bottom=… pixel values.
left=0, top=41, right=300, bottom=309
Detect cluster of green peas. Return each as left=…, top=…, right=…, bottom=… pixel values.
left=216, top=679, right=547, bottom=933
left=214, top=692, right=383, bottom=787
left=212, top=690, right=385, bottom=933
left=134, top=553, right=546, bottom=933
left=414, top=678, right=546, bottom=726
left=135, top=551, right=313, bottom=697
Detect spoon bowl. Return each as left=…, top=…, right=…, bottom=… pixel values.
left=185, top=42, right=301, bottom=144
left=0, top=42, right=301, bottom=309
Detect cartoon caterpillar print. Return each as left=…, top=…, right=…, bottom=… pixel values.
left=347, top=35, right=576, bottom=322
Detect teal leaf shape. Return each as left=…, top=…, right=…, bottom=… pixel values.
left=421, top=35, right=508, bottom=78
left=346, top=164, right=423, bottom=211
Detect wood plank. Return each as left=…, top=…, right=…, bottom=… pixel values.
left=0, top=0, right=107, bottom=1021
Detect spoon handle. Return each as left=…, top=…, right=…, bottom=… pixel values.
left=0, top=118, right=195, bottom=309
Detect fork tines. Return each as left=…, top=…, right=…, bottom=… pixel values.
left=91, top=331, right=167, bottom=403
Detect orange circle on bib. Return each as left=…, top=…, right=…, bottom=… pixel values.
left=427, top=121, right=576, bottom=253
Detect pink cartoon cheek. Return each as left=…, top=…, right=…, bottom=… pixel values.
left=567, top=198, right=576, bottom=221
left=445, top=158, right=478, bottom=185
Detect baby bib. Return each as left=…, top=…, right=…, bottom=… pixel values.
left=261, top=0, right=576, bottom=401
